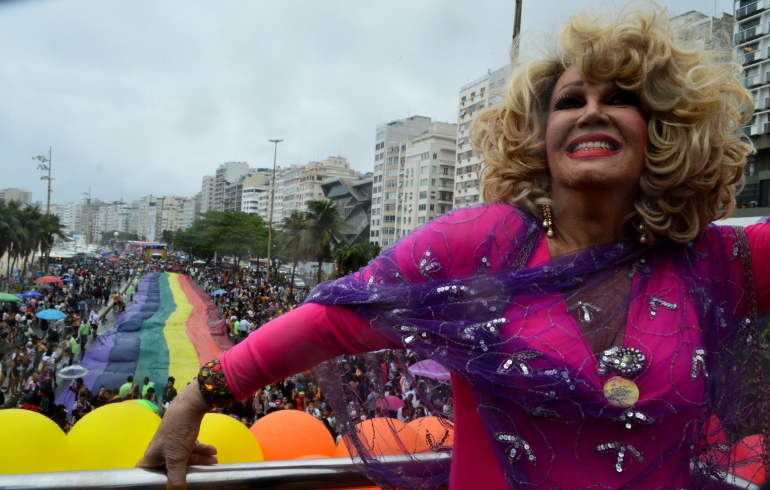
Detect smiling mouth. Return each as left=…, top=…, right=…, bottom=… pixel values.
left=566, top=140, right=620, bottom=158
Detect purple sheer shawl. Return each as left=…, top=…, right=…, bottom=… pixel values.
left=309, top=204, right=769, bottom=489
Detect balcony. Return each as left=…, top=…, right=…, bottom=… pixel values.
left=735, top=26, right=762, bottom=44
left=737, top=0, right=766, bottom=19
left=765, top=122, right=770, bottom=133
left=744, top=125, right=758, bottom=136
left=743, top=75, right=760, bottom=87
left=744, top=50, right=761, bottom=65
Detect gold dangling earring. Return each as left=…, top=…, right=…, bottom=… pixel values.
left=541, top=204, right=554, bottom=238
left=637, top=221, right=648, bottom=244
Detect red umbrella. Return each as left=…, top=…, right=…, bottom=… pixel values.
left=108, top=257, right=118, bottom=263
left=35, top=276, right=63, bottom=284
left=376, top=395, right=406, bottom=411
left=729, top=435, right=766, bottom=485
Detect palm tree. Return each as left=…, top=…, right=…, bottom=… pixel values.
left=301, top=200, right=347, bottom=285
left=1, top=200, right=25, bottom=286
left=17, top=205, right=46, bottom=280
left=281, top=211, right=306, bottom=292
left=333, top=240, right=376, bottom=277
left=39, top=213, right=67, bottom=273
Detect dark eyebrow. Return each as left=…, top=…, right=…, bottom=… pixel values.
left=556, top=80, right=584, bottom=95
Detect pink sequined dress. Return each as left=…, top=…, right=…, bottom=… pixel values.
left=221, top=204, right=770, bottom=489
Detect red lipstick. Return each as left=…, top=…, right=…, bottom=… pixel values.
left=565, top=133, right=621, bottom=159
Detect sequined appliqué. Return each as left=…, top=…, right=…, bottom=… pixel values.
left=596, top=442, right=644, bottom=473
left=495, top=433, right=537, bottom=466
left=497, top=350, right=543, bottom=375
left=597, top=346, right=645, bottom=377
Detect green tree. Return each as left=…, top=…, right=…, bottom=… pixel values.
left=175, top=211, right=268, bottom=269
left=301, top=200, right=347, bottom=285
left=280, top=211, right=307, bottom=290
left=333, top=240, right=379, bottom=278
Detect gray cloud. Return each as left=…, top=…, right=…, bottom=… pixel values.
left=0, top=0, right=734, bottom=204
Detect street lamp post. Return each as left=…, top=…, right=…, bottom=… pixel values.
left=33, top=147, right=53, bottom=216
left=266, top=139, right=283, bottom=283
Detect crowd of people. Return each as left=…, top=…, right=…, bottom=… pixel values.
left=0, top=255, right=454, bottom=442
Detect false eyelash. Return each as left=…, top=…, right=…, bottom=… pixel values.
left=553, top=95, right=581, bottom=111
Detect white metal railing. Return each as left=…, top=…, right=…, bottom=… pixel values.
left=737, top=0, right=764, bottom=19
left=744, top=51, right=758, bottom=64
left=744, top=75, right=759, bottom=87
left=0, top=455, right=451, bottom=489
left=735, top=25, right=762, bottom=44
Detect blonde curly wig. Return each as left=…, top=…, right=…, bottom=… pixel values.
left=471, top=2, right=755, bottom=243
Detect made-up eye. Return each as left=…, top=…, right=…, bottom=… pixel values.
left=553, top=95, right=583, bottom=111
left=608, top=90, right=639, bottom=106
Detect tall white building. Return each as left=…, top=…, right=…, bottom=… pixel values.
left=200, top=175, right=215, bottom=214
left=213, top=162, right=251, bottom=212
left=394, top=122, right=457, bottom=238
left=455, top=65, right=510, bottom=209
left=370, top=116, right=434, bottom=246
left=0, top=188, right=32, bottom=206
left=51, top=202, right=85, bottom=237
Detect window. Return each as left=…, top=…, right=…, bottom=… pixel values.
left=385, top=180, right=398, bottom=188
left=420, top=178, right=428, bottom=186
left=418, top=217, right=426, bottom=224
left=431, top=179, right=436, bottom=186
left=382, top=227, right=395, bottom=235
left=420, top=166, right=429, bottom=174
left=418, top=204, right=426, bottom=211
left=372, top=207, right=380, bottom=215
left=385, top=192, right=397, bottom=200
left=432, top=165, right=437, bottom=173
left=429, top=204, right=435, bottom=211
left=433, top=153, right=437, bottom=160
left=384, top=215, right=396, bottom=223
left=385, top=204, right=396, bottom=211
left=461, top=96, right=466, bottom=102
left=419, top=191, right=427, bottom=199
left=386, top=169, right=398, bottom=176
left=443, top=167, right=450, bottom=175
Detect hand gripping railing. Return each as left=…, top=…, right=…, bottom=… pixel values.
left=0, top=454, right=451, bottom=490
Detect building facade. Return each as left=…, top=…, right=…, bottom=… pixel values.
left=0, top=188, right=32, bottom=206
left=281, top=156, right=361, bottom=220
left=321, top=176, right=373, bottom=243
left=455, top=65, right=510, bottom=209
left=370, top=116, right=434, bottom=246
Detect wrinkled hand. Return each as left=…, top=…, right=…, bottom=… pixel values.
left=137, top=383, right=217, bottom=490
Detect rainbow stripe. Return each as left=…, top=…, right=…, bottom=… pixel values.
left=56, top=273, right=232, bottom=408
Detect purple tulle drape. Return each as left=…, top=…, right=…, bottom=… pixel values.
left=309, top=205, right=769, bottom=489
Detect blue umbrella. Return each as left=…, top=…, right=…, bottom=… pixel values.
left=101, top=251, right=113, bottom=256
left=212, top=289, right=227, bottom=296
left=62, top=277, right=73, bottom=283
left=36, top=309, right=67, bottom=321
left=20, top=291, right=43, bottom=299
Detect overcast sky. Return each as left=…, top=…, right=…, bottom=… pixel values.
left=0, top=0, right=735, bottom=205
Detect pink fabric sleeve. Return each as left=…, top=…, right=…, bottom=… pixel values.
left=220, top=303, right=400, bottom=400
left=745, top=223, right=770, bottom=313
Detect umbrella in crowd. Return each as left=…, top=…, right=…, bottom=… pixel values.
left=108, top=258, right=118, bottom=263
left=212, top=289, right=227, bottom=296
left=58, top=365, right=89, bottom=380
left=62, top=277, right=73, bottom=282
left=193, top=260, right=206, bottom=264
left=100, top=251, right=113, bottom=256
left=19, top=291, right=43, bottom=299
left=36, top=276, right=63, bottom=285
left=36, top=309, right=68, bottom=321
left=376, top=395, right=406, bottom=411
left=0, top=293, right=22, bottom=302
left=408, top=359, right=451, bottom=381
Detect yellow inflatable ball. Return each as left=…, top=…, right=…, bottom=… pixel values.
left=198, top=413, right=263, bottom=464
left=0, top=409, right=69, bottom=474
left=68, top=402, right=161, bottom=470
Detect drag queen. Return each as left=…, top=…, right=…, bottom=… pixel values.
left=140, top=4, right=770, bottom=489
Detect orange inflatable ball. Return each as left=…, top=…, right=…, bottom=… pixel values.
left=406, top=417, right=454, bottom=454
left=0, top=409, right=69, bottom=474
left=250, top=410, right=335, bottom=460
left=198, top=413, right=263, bottom=464
left=335, top=418, right=418, bottom=458
left=294, top=454, right=332, bottom=460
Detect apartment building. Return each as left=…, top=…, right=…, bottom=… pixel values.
left=200, top=175, right=215, bottom=214
left=281, top=156, right=361, bottom=219
left=391, top=122, right=457, bottom=239
left=455, top=65, right=510, bottom=209
left=734, top=0, right=770, bottom=215
left=0, top=188, right=32, bottom=206
left=370, top=116, right=433, bottom=247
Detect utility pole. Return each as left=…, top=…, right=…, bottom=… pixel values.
left=82, top=189, right=92, bottom=252
left=266, top=139, right=283, bottom=283
left=512, top=0, right=523, bottom=59
left=33, top=147, right=53, bottom=216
